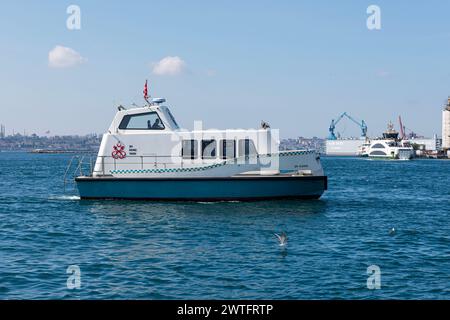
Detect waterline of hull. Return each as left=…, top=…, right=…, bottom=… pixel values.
left=75, top=175, right=327, bottom=201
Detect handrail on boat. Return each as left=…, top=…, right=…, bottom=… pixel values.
left=63, top=155, right=77, bottom=192
left=92, top=154, right=218, bottom=175
left=88, top=152, right=287, bottom=176
left=67, top=150, right=311, bottom=180
left=63, top=154, right=95, bottom=192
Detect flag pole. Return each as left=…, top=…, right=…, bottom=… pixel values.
left=143, top=79, right=151, bottom=106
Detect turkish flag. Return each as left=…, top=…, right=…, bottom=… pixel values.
left=143, top=80, right=148, bottom=99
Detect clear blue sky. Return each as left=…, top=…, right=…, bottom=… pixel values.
left=0, top=1, right=449, bottom=138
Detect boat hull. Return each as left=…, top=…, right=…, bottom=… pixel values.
left=75, top=175, right=327, bottom=201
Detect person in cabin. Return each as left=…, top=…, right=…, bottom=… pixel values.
left=147, top=120, right=152, bottom=129
left=152, top=118, right=163, bottom=129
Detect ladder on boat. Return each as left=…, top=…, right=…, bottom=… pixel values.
left=63, top=155, right=94, bottom=193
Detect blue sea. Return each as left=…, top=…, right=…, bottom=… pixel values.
left=0, top=152, right=449, bottom=299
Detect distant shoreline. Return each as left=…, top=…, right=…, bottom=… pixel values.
left=0, top=149, right=96, bottom=154
left=29, top=149, right=95, bottom=154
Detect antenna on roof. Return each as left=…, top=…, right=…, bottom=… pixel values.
left=151, top=98, right=166, bottom=105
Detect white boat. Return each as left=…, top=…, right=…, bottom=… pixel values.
left=358, top=139, right=371, bottom=157
left=75, top=96, right=327, bottom=200
left=364, top=122, right=414, bottom=160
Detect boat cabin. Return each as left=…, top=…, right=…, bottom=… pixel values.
left=93, top=101, right=280, bottom=177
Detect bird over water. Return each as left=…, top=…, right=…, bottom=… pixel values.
left=274, top=232, right=288, bottom=246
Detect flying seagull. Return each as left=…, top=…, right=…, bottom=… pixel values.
left=274, top=232, right=288, bottom=246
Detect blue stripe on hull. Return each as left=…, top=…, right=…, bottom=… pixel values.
left=75, top=176, right=327, bottom=201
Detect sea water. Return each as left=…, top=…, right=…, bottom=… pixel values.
left=0, top=152, right=449, bottom=299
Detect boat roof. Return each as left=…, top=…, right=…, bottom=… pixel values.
left=108, top=104, right=269, bottom=134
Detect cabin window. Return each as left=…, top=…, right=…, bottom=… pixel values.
left=182, top=140, right=198, bottom=159
left=370, top=150, right=387, bottom=156
left=238, top=139, right=257, bottom=157
left=119, top=112, right=165, bottom=130
left=166, top=109, right=179, bottom=129
left=220, top=140, right=236, bottom=159
left=371, top=143, right=385, bottom=149
left=202, top=140, right=217, bottom=159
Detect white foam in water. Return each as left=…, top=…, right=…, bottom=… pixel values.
left=197, top=200, right=241, bottom=204
left=49, top=195, right=80, bottom=201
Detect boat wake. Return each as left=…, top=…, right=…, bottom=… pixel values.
left=197, top=200, right=242, bottom=204
left=49, top=195, right=81, bottom=201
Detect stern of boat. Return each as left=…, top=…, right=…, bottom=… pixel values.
left=276, top=150, right=324, bottom=176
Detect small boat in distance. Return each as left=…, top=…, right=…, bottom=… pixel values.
left=75, top=89, right=327, bottom=201
left=361, top=122, right=414, bottom=160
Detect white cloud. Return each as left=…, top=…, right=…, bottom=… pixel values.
left=376, top=70, right=390, bottom=77
left=152, top=56, right=186, bottom=76
left=48, top=45, right=86, bottom=68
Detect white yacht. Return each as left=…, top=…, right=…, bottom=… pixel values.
left=364, top=122, right=414, bottom=160
left=75, top=96, right=327, bottom=200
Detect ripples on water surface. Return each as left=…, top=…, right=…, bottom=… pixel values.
left=0, top=152, right=449, bottom=299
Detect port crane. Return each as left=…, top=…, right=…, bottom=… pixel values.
left=398, top=115, right=420, bottom=139
left=328, top=112, right=367, bottom=140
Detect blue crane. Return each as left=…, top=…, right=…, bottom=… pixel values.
left=328, top=112, right=367, bottom=140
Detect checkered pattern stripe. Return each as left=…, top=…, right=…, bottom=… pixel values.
left=109, top=150, right=315, bottom=174
left=278, top=150, right=314, bottom=156
left=110, top=162, right=225, bottom=174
